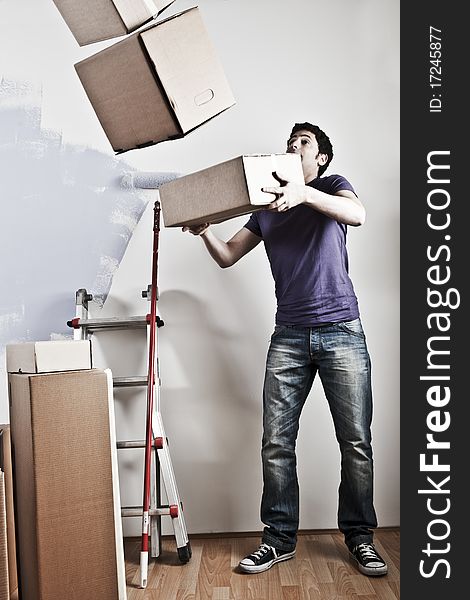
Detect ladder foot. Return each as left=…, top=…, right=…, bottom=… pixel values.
left=139, top=551, right=149, bottom=588
left=177, top=541, right=192, bottom=564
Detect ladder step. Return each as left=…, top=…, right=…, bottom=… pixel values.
left=117, top=440, right=145, bottom=449
left=70, top=315, right=148, bottom=332
left=113, top=376, right=148, bottom=387
left=121, top=506, right=174, bottom=518
left=117, top=437, right=165, bottom=449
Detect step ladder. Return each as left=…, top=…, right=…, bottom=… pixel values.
left=67, top=201, right=191, bottom=588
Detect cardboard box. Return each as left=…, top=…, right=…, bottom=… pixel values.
left=159, top=153, right=304, bottom=227
left=0, top=427, right=17, bottom=598
left=0, top=472, right=9, bottom=600
left=6, top=340, right=92, bottom=374
left=8, top=369, right=125, bottom=600
left=52, top=0, right=175, bottom=46
left=75, top=6, right=236, bottom=153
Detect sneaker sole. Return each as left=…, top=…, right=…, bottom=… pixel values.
left=349, top=552, right=388, bottom=577
left=239, top=550, right=296, bottom=574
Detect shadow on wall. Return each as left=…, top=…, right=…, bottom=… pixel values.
left=156, top=289, right=264, bottom=530
left=86, top=286, right=265, bottom=534
left=0, top=77, right=153, bottom=347
left=158, top=288, right=258, bottom=401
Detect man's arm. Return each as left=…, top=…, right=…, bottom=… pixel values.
left=263, top=175, right=366, bottom=226
left=182, top=224, right=262, bottom=268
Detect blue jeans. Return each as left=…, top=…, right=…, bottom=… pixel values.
left=260, top=319, right=378, bottom=552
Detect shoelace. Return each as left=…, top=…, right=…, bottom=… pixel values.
left=356, top=543, right=382, bottom=562
left=251, top=543, right=272, bottom=560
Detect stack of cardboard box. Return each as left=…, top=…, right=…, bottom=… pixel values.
left=5, top=341, right=125, bottom=600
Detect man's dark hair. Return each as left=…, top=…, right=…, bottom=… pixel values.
left=289, top=122, right=333, bottom=176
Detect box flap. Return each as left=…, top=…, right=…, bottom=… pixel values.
left=140, top=6, right=235, bottom=134
left=6, top=343, right=36, bottom=374
left=242, top=153, right=304, bottom=205
left=52, top=0, right=128, bottom=46
left=52, top=1, right=175, bottom=46
left=113, top=0, right=175, bottom=31
left=6, top=340, right=92, bottom=374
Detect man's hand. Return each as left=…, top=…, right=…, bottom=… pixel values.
left=262, top=171, right=306, bottom=212
left=182, top=223, right=210, bottom=236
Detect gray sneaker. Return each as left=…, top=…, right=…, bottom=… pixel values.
left=239, top=543, right=296, bottom=573
left=350, top=542, right=388, bottom=576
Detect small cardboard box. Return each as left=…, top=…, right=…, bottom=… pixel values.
left=6, top=340, right=92, bottom=374
left=8, top=369, right=125, bottom=600
left=52, top=0, right=175, bottom=46
left=159, top=153, right=304, bottom=227
left=0, top=471, right=9, bottom=600
left=75, top=6, right=236, bottom=153
left=0, top=426, right=17, bottom=598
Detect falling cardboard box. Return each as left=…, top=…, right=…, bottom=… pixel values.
left=8, top=369, right=126, bottom=600
left=0, top=427, right=17, bottom=598
left=158, top=153, right=304, bottom=227
left=52, top=0, right=175, bottom=46
left=75, top=6, right=236, bottom=153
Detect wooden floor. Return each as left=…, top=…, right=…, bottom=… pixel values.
left=124, top=529, right=399, bottom=599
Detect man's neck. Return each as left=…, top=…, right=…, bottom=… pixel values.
left=303, top=167, right=320, bottom=184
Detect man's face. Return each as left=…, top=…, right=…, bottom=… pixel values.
left=286, top=129, right=327, bottom=174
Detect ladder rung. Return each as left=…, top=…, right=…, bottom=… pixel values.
left=117, top=437, right=164, bottom=449
left=117, top=440, right=145, bottom=449
left=74, top=316, right=148, bottom=332
left=113, top=376, right=148, bottom=387
left=121, top=506, right=172, bottom=518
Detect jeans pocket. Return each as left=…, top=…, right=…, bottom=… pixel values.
left=272, top=324, right=288, bottom=334
left=337, top=318, right=365, bottom=339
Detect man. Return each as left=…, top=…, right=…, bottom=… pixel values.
left=183, top=123, right=387, bottom=577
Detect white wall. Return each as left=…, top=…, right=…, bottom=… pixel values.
left=0, top=0, right=399, bottom=536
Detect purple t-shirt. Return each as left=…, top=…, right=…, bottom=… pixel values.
left=244, top=174, right=360, bottom=326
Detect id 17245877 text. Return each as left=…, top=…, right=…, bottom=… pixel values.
left=429, top=26, right=442, bottom=113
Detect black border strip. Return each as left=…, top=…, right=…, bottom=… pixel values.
left=401, top=2, right=465, bottom=597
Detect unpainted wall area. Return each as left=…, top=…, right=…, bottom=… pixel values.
left=0, top=0, right=399, bottom=535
